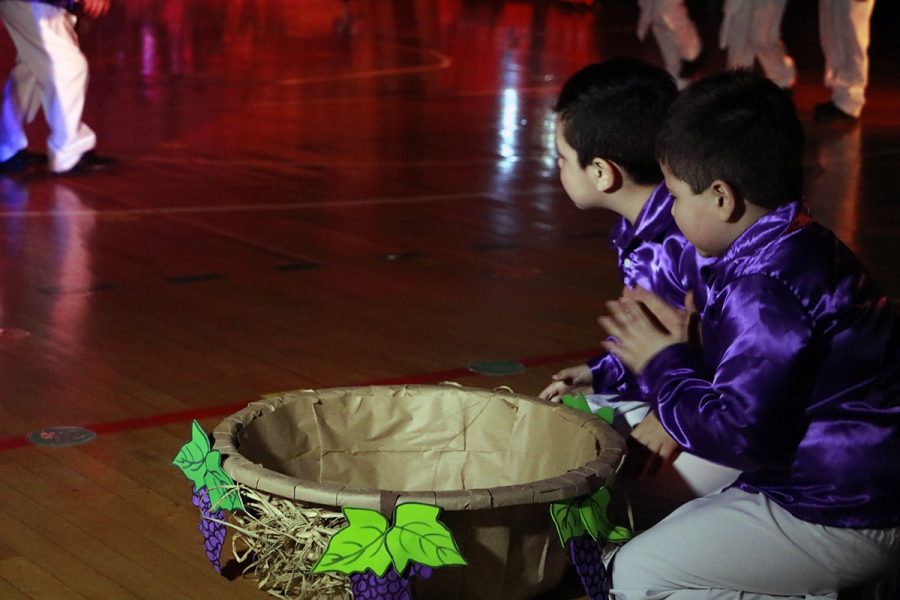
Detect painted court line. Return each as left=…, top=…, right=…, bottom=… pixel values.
left=0, top=187, right=557, bottom=219
left=0, top=347, right=596, bottom=452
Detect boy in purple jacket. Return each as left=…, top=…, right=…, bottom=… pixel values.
left=541, top=59, right=738, bottom=523
left=602, top=70, right=899, bottom=598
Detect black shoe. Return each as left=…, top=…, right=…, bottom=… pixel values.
left=54, top=150, right=116, bottom=176
left=679, top=49, right=706, bottom=79
left=813, top=101, right=858, bottom=124
left=0, top=149, right=48, bottom=174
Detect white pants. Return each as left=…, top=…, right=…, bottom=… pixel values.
left=609, top=487, right=900, bottom=599
left=719, top=0, right=796, bottom=89
left=819, top=0, right=875, bottom=117
left=637, top=0, right=702, bottom=88
left=587, top=395, right=740, bottom=529
left=0, top=0, right=96, bottom=171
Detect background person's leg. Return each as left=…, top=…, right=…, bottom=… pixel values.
left=0, top=1, right=96, bottom=172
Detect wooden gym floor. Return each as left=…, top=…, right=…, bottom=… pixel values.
left=0, top=1, right=898, bottom=598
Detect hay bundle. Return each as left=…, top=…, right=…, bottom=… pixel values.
left=226, top=484, right=350, bottom=599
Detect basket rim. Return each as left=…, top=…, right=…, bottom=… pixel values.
left=212, top=384, right=625, bottom=513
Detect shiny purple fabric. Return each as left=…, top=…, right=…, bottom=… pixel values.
left=588, top=182, right=705, bottom=396
left=641, top=201, right=900, bottom=528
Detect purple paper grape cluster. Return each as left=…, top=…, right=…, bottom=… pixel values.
left=192, top=485, right=226, bottom=572
left=568, top=536, right=610, bottom=600
left=349, top=564, right=433, bottom=600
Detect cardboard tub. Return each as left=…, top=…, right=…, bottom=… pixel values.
left=212, top=384, right=625, bottom=599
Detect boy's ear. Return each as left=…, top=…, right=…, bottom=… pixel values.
left=710, top=179, right=743, bottom=222
left=591, top=158, right=622, bottom=194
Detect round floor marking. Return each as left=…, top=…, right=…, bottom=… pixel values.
left=0, top=328, right=30, bottom=341
left=466, top=360, right=526, bottom=376
left=27, top=426, right=97, bottom=447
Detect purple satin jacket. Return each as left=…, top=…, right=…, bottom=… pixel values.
left=588, top=182, right=705, bottom=397
left=641, top=201, right=900, bottom=528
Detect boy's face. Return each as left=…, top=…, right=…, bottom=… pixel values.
left=662, top=164, right=729, bottom=257
left=555, top=118, right=601, bottom=209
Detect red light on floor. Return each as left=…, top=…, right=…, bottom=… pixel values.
left=0, top=328, right=30, bottom=342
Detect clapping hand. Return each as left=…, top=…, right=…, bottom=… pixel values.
left=598, top=287, right=697, bottom=374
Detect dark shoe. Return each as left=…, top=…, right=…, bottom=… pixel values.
left=54, top=150, right=116, bottom=176
left=813, top=101, right=858, bottom=124
left=0, top=149, right=48, bottom=174
left=679, top=49, right=706, bottom=79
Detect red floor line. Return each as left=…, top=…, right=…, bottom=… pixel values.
left=0, top=347, right=597, bottom=452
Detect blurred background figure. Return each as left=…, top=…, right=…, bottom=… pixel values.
left=814, top=0, right=875, bottom=123
left=636, top=0, right=703, bottom=88
left=718, top=0, right=796, bottom=91
left=0, top=0, right=115, bottom=175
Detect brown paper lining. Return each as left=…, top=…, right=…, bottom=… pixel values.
left=213, top=384, right=624, bottom=512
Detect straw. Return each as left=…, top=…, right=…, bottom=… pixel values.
left=222, top=484, right=350, bottom=600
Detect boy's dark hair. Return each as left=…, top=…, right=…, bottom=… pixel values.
left=554, top=58, right=677, bottom=185
left=656, top=69, right=805, bottom=210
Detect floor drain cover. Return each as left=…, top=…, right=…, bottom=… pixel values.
left=466, top=360, right=526, bottom=376
left=27, top=426, right=97, bottom=447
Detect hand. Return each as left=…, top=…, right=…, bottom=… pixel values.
left=598, top=289, right=694, bottom=374
left=538, top=364, right=592, bottom=402
left=81, top=0, right=111, bottom=18
left=624, top=412, right=681, bottom=478
left=623, top=286, right=699, bottom=344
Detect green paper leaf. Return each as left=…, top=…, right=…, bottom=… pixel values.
left=608, top=525, right=632, bottom=544
left=561, top=393, right=591, bottom=414
left=203, top=451, right=242, bottom=511
left=552, top=486, right=631, bottom=545
left=550, top=501, right=587, bottom=545
left=172, top=421, right=213, bottom=490
left=385, top=504, right=467, bottom=573
left=592, top=406, right=616, bottom=426
left=578, top=501, right=601, bottom=541
left=190, top=420, right=212, bottom=454
left=581, top=487, right=613, bottom=540
left=312, top=508, right=392, bottom=576
left=581, top=487, right=616, bottom=541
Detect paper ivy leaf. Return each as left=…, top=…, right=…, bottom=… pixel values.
left=581, top=487, right=615, bottom=541
left=173, top=420, right=213, bottom=490
left=592, top=406, right=616, bottom=426
left=561, top=393, right=591, bottom=414
left=385, top=504, right=467, bottom=573
left=551, top=486, right=632, bottom=545
left=550, top=501, right=587, bottom=546
left=608, top=525, right=632, bottom=544
left=312, top=508, right=392, bottom=576
left=203, top=451, right=243, bottom=511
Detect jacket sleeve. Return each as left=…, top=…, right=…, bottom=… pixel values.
left=588, top=350, right=641, bottom=398
left=639, top=275, right=813, bottom=472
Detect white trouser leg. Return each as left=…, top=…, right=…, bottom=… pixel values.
left=750, top=0, right=795, bottom=89
left=0, top=61, right=37, bottom=161
left=819, top=0, right=874, bottom=117
left=0, top=1, right=95, bottom=171
left=586, top=395, right=740, bottom=528
left=638, top=0, right=701, bottom=84
left=719, top=0, right=755, bottom=69
left=609, top=488, right=900, bottom=599
left=720, top=0, right=795, bottom=89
